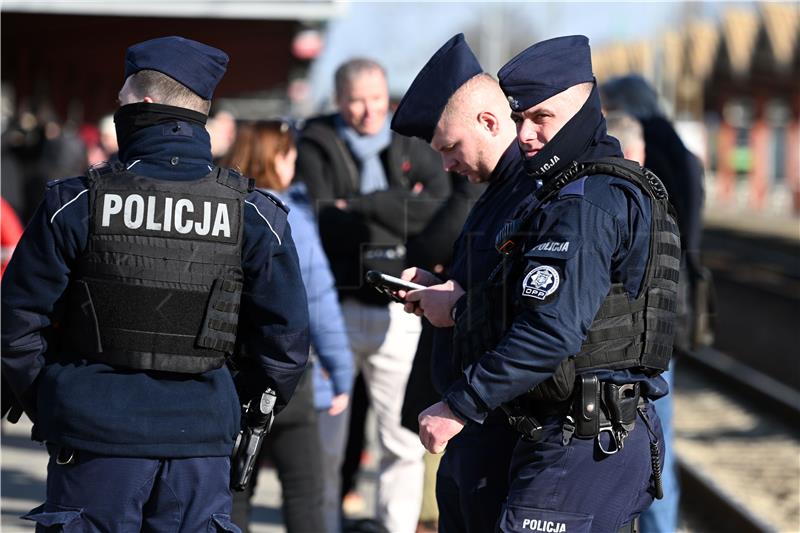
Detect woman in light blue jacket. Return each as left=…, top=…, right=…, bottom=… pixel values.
left=225, top=121, right=354, bottom=533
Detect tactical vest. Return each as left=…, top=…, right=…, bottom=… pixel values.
left=64, top=164, right=253, bottom=374
left=452, top=158, right=680, bottom=401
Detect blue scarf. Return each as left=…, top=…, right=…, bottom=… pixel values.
left=335, top=114, right=392, bottom=195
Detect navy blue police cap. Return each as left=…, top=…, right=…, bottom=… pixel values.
left=391, top=33, right=482, bottom=143
left=124, top=36, right=229, bottom=100
left=498, top=35, right=594, bottom=112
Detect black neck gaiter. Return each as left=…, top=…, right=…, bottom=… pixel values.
left=114, top=103, right=207, bottom=149
left=521, top=85, right=613, bottom=180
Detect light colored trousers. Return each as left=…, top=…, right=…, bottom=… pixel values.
left=342, top=299, right=425, bottom=533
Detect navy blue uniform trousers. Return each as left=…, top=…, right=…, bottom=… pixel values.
left=437, top=422, right=519, bottom=533
left=23, top=450, right=239, bottom=532
left=499, top=403, right=663, bottom=533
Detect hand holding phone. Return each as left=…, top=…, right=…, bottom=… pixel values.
left=366, top=270, right=426, bottom=293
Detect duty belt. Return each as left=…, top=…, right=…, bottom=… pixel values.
left=504, top=374, right=665, bottom=501
left=504, top=375, right=642, bottom=453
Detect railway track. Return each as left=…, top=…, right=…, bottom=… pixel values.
left=674, top=348, right=800, bottom=532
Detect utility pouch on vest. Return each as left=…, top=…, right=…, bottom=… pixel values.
left=574, top=374, right=600, bottom=438
left=196, top=278, right=243, bottom=354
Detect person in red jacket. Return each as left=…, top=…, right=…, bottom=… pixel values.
left=1, top=196, right=23, bottom=278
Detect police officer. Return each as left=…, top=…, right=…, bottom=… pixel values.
left=390, top=34, right=536, bottom=532
left=409, top=35, right=679, bottom=532
left=0, top=36, right=309, bottom=530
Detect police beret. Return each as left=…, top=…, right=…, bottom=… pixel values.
left=498, top=35, right=594, bottom=112
left=124, top=36, right=229, bottom=100
left=391, top=33, right=482, bottom=143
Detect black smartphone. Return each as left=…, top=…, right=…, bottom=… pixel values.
left=365, top=270, right=426, bottom=298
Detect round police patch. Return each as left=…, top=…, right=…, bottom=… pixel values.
left=521, top=265, right=560, bottom=300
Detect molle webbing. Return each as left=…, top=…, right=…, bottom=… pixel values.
left=455, top=158, right=680, bottom=394
left=543, top=158, right=680, bottom=375
left=67, top=165, right=251, bottom=374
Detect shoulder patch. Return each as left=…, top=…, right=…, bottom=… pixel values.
left=522, top=265, right=560, bottom=300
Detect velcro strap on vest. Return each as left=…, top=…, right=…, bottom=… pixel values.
left=656, top=242, right=681, bottom=258
left=83, top=257, right=233, bottom=286
left=646, top=316, right=675, bottom=336
left=641, top=340, right=673, bottom=367
left=85, top=279, right=210, bottom=335
left=213, top=300, right=241, bottom=313
left=65, top=278, right=231, bottom=373
left=96, top=345, right=225, bottom=373
left=208, top=319, right=237, bottom=334
left=653, top=266, right=680, bottom=283
left=594, top=293, right=646, bottom=320
left=217, top=167, right=254, bottom=193
left=574, top=343, right=642, bottom=372
left=585, top=317, right=645, bottom=344
left=655, top=218, right=679, bottom=234
left=196, top=278, right=242, bottom=354
left=647, top=293, right=677, bottom=313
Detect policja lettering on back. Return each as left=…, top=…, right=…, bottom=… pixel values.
left=100, top=191, right=232, bottom=237
left=521, top=519, right=566, bottom=532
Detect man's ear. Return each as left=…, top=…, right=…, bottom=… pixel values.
left=477, top=111, right=499, bottom=135
left=143, top=96, right=155, bottom=103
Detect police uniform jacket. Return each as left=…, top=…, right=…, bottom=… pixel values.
left=429, top=143, right=533, bottom=394
left=444, top=88, right=668, bottom=425
left=296, top=113, right=451, bottom=305
left=0, top=118, right=310, bottom=458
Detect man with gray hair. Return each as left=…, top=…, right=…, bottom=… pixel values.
left=296, top=58, right=451, bottom=533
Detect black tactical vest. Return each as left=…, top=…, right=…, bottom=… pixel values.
left=452, top=158, right=680, bottom=401
left=64, top=164, right=253, bottom=374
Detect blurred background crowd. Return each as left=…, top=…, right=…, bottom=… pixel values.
left=1, top=2, right=798, bottom=229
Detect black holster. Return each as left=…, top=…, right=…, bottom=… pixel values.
left=602, top=382, right=640, bottom=431
left=563, top=375, right=641, bottom=454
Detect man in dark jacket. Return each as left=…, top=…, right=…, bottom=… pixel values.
left=392, top=34, right=536, bottom=533
left=1, top=36, right=309, bottom=531
left=296, top=58, right=450, bottom=533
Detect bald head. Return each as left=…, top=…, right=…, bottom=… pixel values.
left=430, top=74, right=518, bottom=183
left=440, top=74, right=512, bottom=130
